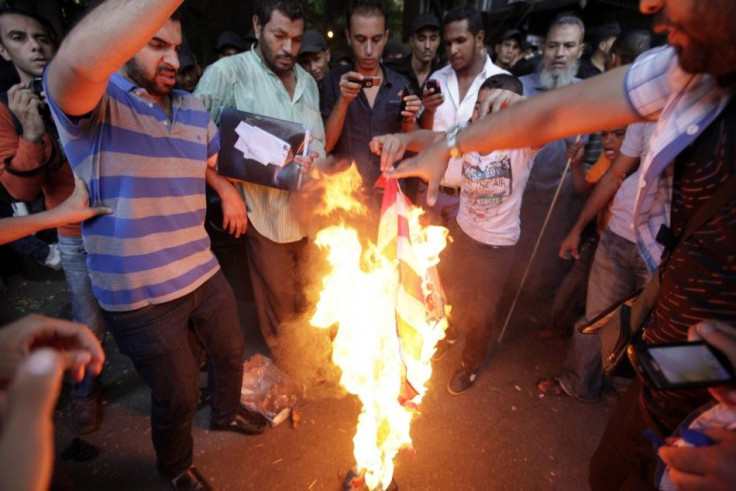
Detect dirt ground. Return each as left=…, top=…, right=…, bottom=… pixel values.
left=1, top=257, right=620, bottom=490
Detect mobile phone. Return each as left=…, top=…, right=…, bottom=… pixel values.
left=425, top=79, right=441, bottom=95
left=28, top=77, right=44, bottom=97
left=348, top=76, right=380, bottom=88
left=398, top=84, right=413, bottom=121
left=628, top=341, right=736, bottom=390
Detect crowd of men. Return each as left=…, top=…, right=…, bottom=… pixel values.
left=0, top=0, right=734, bottom=490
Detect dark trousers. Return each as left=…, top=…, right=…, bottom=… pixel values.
left=103, top=271, right=245, bottom=477
left=442, top=221, right=516, bottom=370
left=245, top=224, right=307, bottom=347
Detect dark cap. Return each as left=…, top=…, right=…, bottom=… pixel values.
left=411, top=12, right=440, bottom=34
left=500, top=29, right=523, bottom=44
left=591, top=23, right=621, bottom=45
left=215, top=30, right=246, bottom=52
left=330, top=49, right=352, bottom=67
left=178, top=44, right=196, bottom=72
left=300, top=30, right=327, bottom=54
left=384, top=39, right=410, bottom=58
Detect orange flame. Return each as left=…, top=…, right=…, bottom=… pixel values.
left=310, top=165, right=449, bottom=490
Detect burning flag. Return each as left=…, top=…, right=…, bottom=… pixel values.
left=311, top=169, right=449, bottom=490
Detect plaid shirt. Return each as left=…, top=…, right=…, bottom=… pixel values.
left=624, top=46, right=735, bottom=273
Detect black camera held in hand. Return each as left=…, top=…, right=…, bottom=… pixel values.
left=28, top=77, right=50, bottom=118
left=28, top=77, right=44, bottom=97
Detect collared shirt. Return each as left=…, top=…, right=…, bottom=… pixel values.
left=606, top=122, right=656, bottom=244
left=428, top=55, right=507, bottom=186
left=195, top=49, right=325, bottom=243
left=624, top=45, right=734, bottom=273
left=320, top=63, right=409, bottom=186
left=44, top=72, right=221, bottom=311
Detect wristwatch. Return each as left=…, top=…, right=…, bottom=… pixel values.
left=445, top=124, right=463, bottom=159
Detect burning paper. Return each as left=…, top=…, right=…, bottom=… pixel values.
left=311, top=169, right=449, bottom=490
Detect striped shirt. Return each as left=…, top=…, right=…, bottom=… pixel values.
left=195, top=49, right=325, bottom=243
left=624, top=46, right=734, bottom=273
left=44, top=72, right=221, bottom=311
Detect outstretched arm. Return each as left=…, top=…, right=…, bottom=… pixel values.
left=559, top=153, right=640, bottom=259
left=0, top=179, right=111, bottom=245
left=46, top=0, right=184, bottom=116
left=387, top=66, right=643, bottom=205
left=369, top=130, right=443, bottom=172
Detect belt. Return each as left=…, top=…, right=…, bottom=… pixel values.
left=439, top=185, right=461, bottom=196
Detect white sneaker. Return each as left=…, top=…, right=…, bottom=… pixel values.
left=43, top=243, right=63, bottom=271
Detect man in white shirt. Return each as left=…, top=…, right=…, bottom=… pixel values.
left=420, top=5, right=507, bottom=224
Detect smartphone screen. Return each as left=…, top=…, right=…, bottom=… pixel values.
left=632, top=342, right=735, bottom=390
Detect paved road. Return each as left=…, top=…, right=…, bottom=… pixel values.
left=2, top=268, right=618, bottom=490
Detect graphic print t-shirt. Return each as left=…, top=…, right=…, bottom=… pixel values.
left=456, top=147, right=538, bottom=246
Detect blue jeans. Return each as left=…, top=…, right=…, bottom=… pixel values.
left=103, top=271, right=245, bottom=477
left=58, top=235, right=106, bottom=401
left=559, top=229, right=650, bottom=402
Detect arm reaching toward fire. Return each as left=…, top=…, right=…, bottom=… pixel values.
left=369, top=130, right=444, bottom=173
left=386, top=66, right=642, bottom=205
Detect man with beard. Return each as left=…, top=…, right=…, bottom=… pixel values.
left=384, top=0, right=736, bottom=487
left=501, top=16, right=588, bottom=330
left=44, top=1, right=260, bottom=488
left=195, top=0, right=324, bottom=350
left=420, top=5, right=507, bottom=223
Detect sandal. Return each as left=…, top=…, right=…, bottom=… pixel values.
left=536, top=377, right=565, bottom=396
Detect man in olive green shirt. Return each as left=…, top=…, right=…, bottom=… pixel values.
left=195, top=0, right=325, bottom=347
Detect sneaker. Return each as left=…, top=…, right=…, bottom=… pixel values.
left=71, top=395, right=102, bottom=435
left=447, top=366, right=477, bottom=395
left=43, top=243, right=63, bottom=271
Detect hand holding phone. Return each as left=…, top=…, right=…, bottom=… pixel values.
left=628, top=341, right=736, bottom=390
left=424, top=79, right=441, bottom=95
left=398, top=85, right=413, bottom=122
left=348, top=76, right=381, bottom=88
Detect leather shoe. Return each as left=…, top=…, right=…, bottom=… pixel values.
left=210, top=407, right=267, bottom=435
left=171, top=466, right=212, bottom=491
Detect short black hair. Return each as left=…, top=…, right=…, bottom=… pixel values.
left=442, top=5, right=483, bottom=35
left=0, top=8, right=57, bottom=47
left=480, top=74, right=523, bottom=96
left=610, top=29, right=652, bottom=65
left=345, top=0, right=388, bottom=32
left=254, top=0, right=307, bottom=26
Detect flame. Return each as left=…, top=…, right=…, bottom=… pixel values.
left=310, top=165, right=449, bottom=490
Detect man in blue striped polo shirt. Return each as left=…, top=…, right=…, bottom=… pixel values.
left=44, top=1, right=261, bottom=489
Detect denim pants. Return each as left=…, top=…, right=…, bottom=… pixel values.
left=103, top=271, right=245, bottom=477
left=442, top=221, right=516, bottom=371
left=58, top=235, right=106, bottom=401
left=559, top=229, right=650, bottom=402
